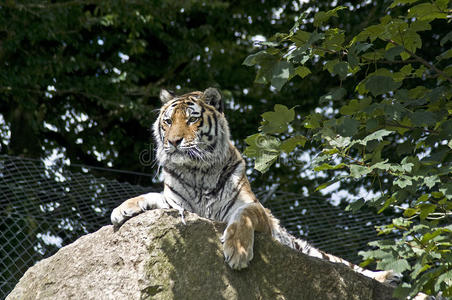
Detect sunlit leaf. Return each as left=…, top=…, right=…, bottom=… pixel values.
left=280, top=135, right=307, bottom=153
left=260, top=104, right=295, bottom=134
left=271, top=61, right=294, bottom=91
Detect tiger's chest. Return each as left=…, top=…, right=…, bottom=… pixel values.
left=162, top=166, right=238, bottom=220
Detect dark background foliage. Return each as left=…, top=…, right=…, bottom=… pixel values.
left=1, top=0, right=395, bottom=195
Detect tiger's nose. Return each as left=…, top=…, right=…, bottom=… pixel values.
left=168, top=137, right=183, bottom=147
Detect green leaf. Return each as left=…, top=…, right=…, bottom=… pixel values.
left=411, top=111, right=438, bottom=127
left=323, top=28, right=345, bottom=52
left=361, top=49, right=385, bottom=61
left=350, top=164, right=372, bottom=178
left=258, top=41, right=281, bottom=47
left=244, top=134, right=270, bottom=157
left=410, top=20, right=432, bottom=33
left=308, top=31, right=326, bottom=44
left=244, top=134, right=281, bottom=173
left=435, top=269, right=452, bottom=292
left=348, top=43, right=372, bottom=68
left=313, top=6, right=347, bottom=27
left=393, top=283, right=412, bottom=299
left=402, top=30, right=423, bottom=54
left=314, top=163, right=346, bottom=171
left=260, top=104, right=295, bottom=134
left=304, top=113, right=323, bottom=129
left=354, top=24, right=386, bottom=42
left=385, top=45, right=404, bottom=61
left=295, top=66, right=311, bottom=78
left=242, top=51, right=271, bottom=66
left=436, top=0, right=450, bottom=10
left=314, top=179, right=339, bottom=192
left=345, top=198, right=366, bottom=212
left=401, top=65, right=413, bottom=76
left=431, top=192, right=443, bottom=199
left=271, top=61, right=294, bottom=91
left=395, top=64, right=413, bottom=81
left=378, top=258, right=411, bottom=273
left=340, top=98, right=371, bottom=115
left=324, top=59, right=338, bottom=74
left=337, top=117, right=360, bottom=137
left=411, top=262, right=431, bottom=278
left=378, top=196, right=396, bottom=213
left=400, top=157, right=414, bottom=172
left=419, top=203, right=436, bottom=220
left=394, top=177, right=413, bottom=188
left=280, top=135, right=307, bottom=153
left=440, top=31, right=452, bottom=46
left=389, top=0, right=421, bottom=8
left=347, top=53, right=360, bottom=70
left=360, top=129, right=394, bottom=145
left=253, top=54, right=279, bottom=84
left=407, top=3, right=448, bottom=21
left=437, top=49, right=452, bottom=61
left=354, top=43, right=373, bottom=54
left=333, top=61, right=349, bottom=80
left=371, top=160, right=391, bottom=171
left=320, top=88, right=347, bottom=104
left=326, top=134, right=352, bottom=148
left=290, top=30, right=311, bottom=46
left=365, top=75, right=402, bottom=96
left=288, top=50, right=310, bottom=64
left=254, top=151, right=279, bottom=173
left=403, top=208, right=419, bottom=217
left=393, top=217, right=412, bottom=227
left=416, top=194, right=430, bottom=203
left=439, top=183, right=452, bottom=200
left=413, top=65, right=427, bottom=78
left=421, top=227, right=447, bottom=243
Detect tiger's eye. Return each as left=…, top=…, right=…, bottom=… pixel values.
left=164, top=118, right=172, bottom=125
left=188, top=117, right=199, bottom=123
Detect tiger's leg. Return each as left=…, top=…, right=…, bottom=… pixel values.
left=221, top=202, right=274, bottom=270
left=111, top=192, right=169, bottom=227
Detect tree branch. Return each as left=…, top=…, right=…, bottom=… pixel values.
left=388, top=39, right=452, bottom=84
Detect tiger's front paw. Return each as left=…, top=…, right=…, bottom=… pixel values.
left=221, top=222, right=254, bottom=270
left=111, top=196, right=146, bottom=227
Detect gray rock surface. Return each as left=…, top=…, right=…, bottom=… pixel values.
left=7, top=209, right=396, bottom=300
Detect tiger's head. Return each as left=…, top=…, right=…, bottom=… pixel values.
left=153, top=88, right=230, bottom=167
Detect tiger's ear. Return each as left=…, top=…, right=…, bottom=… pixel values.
left=160, top=89, right=175, bottom=103
left=203, top=87, right=223, bottom=113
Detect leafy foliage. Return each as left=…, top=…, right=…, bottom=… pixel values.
left=244, top=104, right=306, bottom=173
left=243, top=0, right=452, bottom=298
left=0, top=0, right=308, bottom=183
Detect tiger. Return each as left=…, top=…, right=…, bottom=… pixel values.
left=110, top=87, right=400, bottom=285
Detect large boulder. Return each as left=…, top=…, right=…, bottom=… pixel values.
left=7, top=209, right=396, bottom=300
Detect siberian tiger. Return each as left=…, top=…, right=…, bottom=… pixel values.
left=110, top=87, right=400, bottom=285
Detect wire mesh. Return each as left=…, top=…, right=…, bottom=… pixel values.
left=0, top=155, right=153, bottom=298
left=260, top=191, right=396, bottom=264
left=0, top=155, right=394, bottom=298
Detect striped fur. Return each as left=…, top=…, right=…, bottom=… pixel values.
left=111, top=88, right=400, bottom=284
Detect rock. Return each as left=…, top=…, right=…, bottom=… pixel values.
left=7, top=209, right=396, bottom=300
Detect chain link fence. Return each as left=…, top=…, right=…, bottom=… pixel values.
left=0, top=155, right=395, bottom=298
